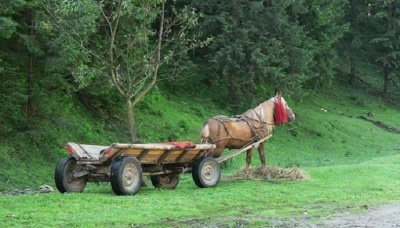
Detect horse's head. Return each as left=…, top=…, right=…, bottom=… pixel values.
left=273, top=96, right=295, bottom=125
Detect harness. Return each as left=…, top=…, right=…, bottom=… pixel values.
left=210, top=109, right=272, bottom=144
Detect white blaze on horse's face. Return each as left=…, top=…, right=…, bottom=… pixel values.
left=281, top=98, right=295, bottom=123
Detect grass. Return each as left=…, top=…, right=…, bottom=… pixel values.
left=1, top=153, right=400, bottom=227
left=1, top=80, right=400, bottom=227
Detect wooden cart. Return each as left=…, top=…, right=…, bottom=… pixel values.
left=55, top=141, right=221, bottom=195
left=54, top=136, right=271, bottom=195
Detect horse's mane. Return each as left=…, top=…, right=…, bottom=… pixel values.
left=242, top=98, right=274, bottom=126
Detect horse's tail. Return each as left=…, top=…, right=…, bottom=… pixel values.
left=200, top=121, right=210, bottom=143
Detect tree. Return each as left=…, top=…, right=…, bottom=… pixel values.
left=191, top=0, right=347, bottom=109
left=339, top=0, right=372, bottom=86
left=43, top=0, right=209, bottom=142
left=370, top=0, right=400, bottom=98
left=296, top=0, right=348, bottom=88
left=0, top=0, right=46, bottom=136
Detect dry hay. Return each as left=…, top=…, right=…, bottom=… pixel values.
left=223, top=166, right=310, bottom=182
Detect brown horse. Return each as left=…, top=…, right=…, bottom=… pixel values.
left=200, top=91, right=295, bottom=177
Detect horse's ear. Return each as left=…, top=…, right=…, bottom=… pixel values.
left=275, top=88, right=283, bottom=98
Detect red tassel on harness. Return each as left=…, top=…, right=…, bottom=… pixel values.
left=274, top=99, right=287, bottom=125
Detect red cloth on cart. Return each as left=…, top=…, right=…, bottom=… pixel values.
left=166, top=141, right=196, bottom=149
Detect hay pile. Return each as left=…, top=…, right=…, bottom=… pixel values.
left=224, top=166, right=310, bottom=182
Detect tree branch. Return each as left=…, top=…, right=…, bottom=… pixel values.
left=108, top=1, right=127, bottom=98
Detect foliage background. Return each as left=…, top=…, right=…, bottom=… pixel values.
left=1, top=1, right=400, bottom=226
left=0, top=0, right=399, bottom=190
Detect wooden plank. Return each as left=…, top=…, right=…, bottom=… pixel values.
left=157, top=150, right=172, bottom=164
left=112, top=143, right=216, bottom=164
left=113, top=143, right=175, bottom=150
left=175, top=150, right=190, bottom=163
left=192, top=150, right=206, bottom=161
left=111, top=143, right=216, bottom=150
left=136, top=149, right=150, bottom=161
left=216, top=135, right=272, bottom=163
left=66, top=142, right=108, bottom=160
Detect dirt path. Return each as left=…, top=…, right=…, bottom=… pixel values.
left=169, top=203, right=400, bottom=227
left=268, top=203, right=400, bottom=228
left=318, top=203, right=400, bottom=228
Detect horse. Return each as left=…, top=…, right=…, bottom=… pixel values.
left=200, top=92, right=295, bottom=177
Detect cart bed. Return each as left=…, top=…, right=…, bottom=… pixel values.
left=66, top=141, right=216, bottom=165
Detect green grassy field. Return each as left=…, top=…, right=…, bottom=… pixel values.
left=1, top=153, right=399, bottom=227
left=1, top=82, right=400, bottom=227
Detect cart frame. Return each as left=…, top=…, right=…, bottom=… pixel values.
left=54, top=135, right=271, bottom=195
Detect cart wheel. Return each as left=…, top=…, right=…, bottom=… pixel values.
left=110, top=156, right=142, bottom=195
left=150, top=174, right=180, bottom=189
left=192, top=157, right=221, bottom=188
left=54, top=156, right=87, bottom=193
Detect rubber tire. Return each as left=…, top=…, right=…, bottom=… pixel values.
left=110, top=156, right=142, bottom=195
left=192, top=157, right=221, bottom=188
left=54, top=156, right=87, bottom=193
left=150, top=174, right=180, bottom=189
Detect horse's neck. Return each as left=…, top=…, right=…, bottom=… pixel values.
left=243, top=99, right=274, bottom=124
left=261, top=99, right=275, bottom=124
left=238, top=100, right=274, bottom=133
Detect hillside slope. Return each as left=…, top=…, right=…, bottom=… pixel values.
left=0, top=82, right=399, bottom=191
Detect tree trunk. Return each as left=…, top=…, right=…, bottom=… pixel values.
left=381, top=2, right=393, bottom=100
left=126, top=99, right=138, bottom=143
left=383, top=66, right=389, bottom=99
left=26, top=8, right=35, bottom=131
left=348, top=59, right=356, bottom=86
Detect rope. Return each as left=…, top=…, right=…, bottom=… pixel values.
left=210, top=107, right=272, bottom=144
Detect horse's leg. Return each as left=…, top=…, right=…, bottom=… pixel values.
left=258, top=141, right=271, bottom=178
left=245, top=147, right=254, bottom=177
